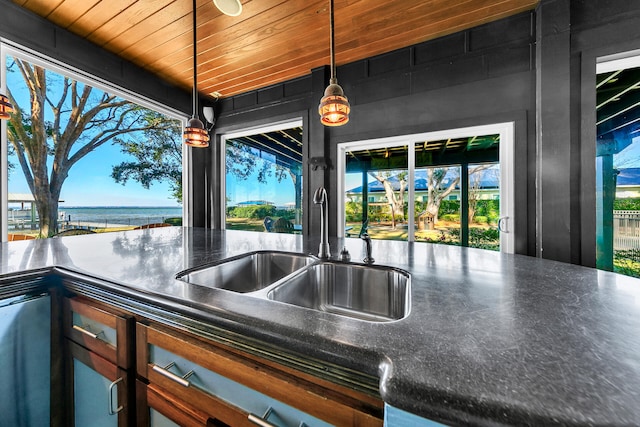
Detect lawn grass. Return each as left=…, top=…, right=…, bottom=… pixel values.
left=225, top=218, right=266, bottom=232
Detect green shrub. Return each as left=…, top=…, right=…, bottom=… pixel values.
left=441, top=213, right=460, bottom=222
left=227, top=205, right=276, bottom=219
left=613, top=249, right=640, bottom=278
left=273, top=209, right=296, bottom=221
left=474, top=199, right=500, bottom=217
left=439, top=200, right=460, bottom=215
left=614, top=198, right=640, bottom=211
left=474, top=216, right=488, bottom=224
left=346, top=201, right=363, bottom=222
left=469, top=227, right=500, bottom=251
left=163, top=217, right=182, bottom=226
left=445, top=227, right=499, bottom=251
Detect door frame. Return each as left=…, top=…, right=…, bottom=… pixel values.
left=337, top=122, right=515, bottom=253
left=218, top=118, right=304, bottom=231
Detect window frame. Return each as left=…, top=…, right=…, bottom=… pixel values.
left=219, top=118, right=304, bottom=231
left=0, top=41, right=188, bottom=241
left=337, top=122, right=515, bottom=253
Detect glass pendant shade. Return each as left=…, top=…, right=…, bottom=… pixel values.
left=319, top=81, right=350, bottom=126
left=0, top=93, right=14, bottom=120
left=184, top=117, right=210, bottom=147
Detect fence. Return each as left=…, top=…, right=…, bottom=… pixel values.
left=613, top=211, right=640, bottom=256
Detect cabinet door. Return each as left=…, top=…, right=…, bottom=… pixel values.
left=0, top=294, right=51, bottom=427
left=384, top=404, right=448, bottom=427
left=64, top=296, right=133, bottom=368
left=68, top=340, right=130, bottom=427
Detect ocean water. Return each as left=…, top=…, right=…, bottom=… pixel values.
left=59, top=206, right=182, bottom=227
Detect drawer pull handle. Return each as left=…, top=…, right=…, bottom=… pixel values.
left=248, top=407, right=278, bottom=427
left=108, top=377, right=123, bottom=415
left=73, top=324, right=103, bottom=340
left=152, top=362, right=194, bottom=387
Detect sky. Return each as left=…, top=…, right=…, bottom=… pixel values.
left=226, top=167, right=295, bottom=207
left=6, top=55, right=181, bottom=207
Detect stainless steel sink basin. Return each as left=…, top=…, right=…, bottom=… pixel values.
left=267, top=262, right=411, bottom=322
left=176, top=251, right=316, bottom=293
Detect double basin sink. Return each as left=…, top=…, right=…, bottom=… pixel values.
left=176, top=251, right=411, bottom=322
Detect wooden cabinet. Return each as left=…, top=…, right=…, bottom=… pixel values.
left=136, top=322, right=383, bottom=427
left=58, top=295, right=383, bottom=427
left=63, top=296, right=134, bottom=426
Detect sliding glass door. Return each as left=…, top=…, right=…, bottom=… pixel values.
left=338, top=123, right=514, bottom=252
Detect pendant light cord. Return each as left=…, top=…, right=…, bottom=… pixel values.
left=329, top=0, right=336, bottom=81
left=192, top=0, right=198, bottom=118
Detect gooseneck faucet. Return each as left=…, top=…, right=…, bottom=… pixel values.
left=313, top=186, right=330, bottom=259
left=359, top=220, right=375, bottom=264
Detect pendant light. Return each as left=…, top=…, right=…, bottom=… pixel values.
left=318, top=0, right=350, bottom=127
left=183, top=0, right=210, bottom=147
left=0, top=93, right=14, bottom=120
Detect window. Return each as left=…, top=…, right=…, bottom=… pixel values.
left=338, top=123, right=515, bottom=253
left=2, top=44, right=186, bottom=241
left=596, top=51, right=640, bottom=277
left=222, top=120, right=303, bottom=234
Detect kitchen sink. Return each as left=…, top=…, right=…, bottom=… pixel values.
left=267, top=262, right=411, bottom=322
left=176, top=251, right=316, bottom=293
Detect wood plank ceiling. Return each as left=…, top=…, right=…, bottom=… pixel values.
left=11, top=0, right=539, bottom=100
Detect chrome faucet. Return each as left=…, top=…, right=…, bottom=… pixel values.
left=313, top=186, right=330, bottom=259
left=359, top=220, right=374, bottom=264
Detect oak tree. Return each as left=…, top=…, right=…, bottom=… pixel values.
left=7, top=58, right=169, bottom=236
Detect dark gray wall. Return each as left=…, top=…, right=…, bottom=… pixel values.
left=211, top=0, right=640, bottom=266
left=0, top=0, right=191, bottom=115
left=213, top=11, right=536, bottom=255
left=569, top=0, right=640, bottom=267
left=534, top=0, right=640, bottom=267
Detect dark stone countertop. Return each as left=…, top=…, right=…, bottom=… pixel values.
left=2, top=227, right=640, bottom=426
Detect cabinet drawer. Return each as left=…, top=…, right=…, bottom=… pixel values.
left=137, top=323, right=383, bottom=427
left=137, top=379, right=238, bottom=427
left=64, top=296, right=133, bottom=368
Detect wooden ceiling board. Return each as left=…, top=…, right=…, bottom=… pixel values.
left=92, top=0, right=178, bottom=48
left=117, top=0, right=215, bottom=59
left=149, top=0, right=307, bottom=81
left=127, top=0, right=288, bottom=89
left=11, top=0, right=539, bottom=100
left=69, top=0, right=139, bottom=39
left=45, top=0, right=103, bottom=30
left=83, top=0, right=173, bottom=47
left=100, top=0, right=186, bottom=53
left=200, top=0, right=536, bottom=95
left=190, top=1, right=329, bottom=80
left=20, top=0, right=63, bottom=16
left=336, top=0, right=536, bottom=64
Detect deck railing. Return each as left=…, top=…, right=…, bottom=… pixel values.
left=614, top=211, right=640, bottom=256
